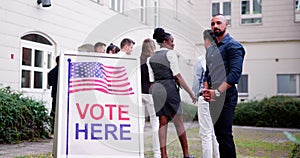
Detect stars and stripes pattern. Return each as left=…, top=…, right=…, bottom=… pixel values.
left=68, top=62, right=134, bottom=95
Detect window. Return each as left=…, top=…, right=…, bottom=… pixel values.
left=211, top=0, right=231, bottom=26
left=109, top=0, right=124, bottom=13
left=154, top=0, right=159, bottom=27
left=241, top=0, right=262, bottom=24
left=238, top=74, right=248, bottom=95
left=295, top=0, right=300, bottom=22
left=21, top=34, right=54, bottom=91
left=277, top=74, right=300, bottom=96
left=174, top=0, right=178, bottom=19
left=141, top=0, right=147, bottom=23
left=91, top=0, right=104, bottom=5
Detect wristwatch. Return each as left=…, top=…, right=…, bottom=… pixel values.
left=215, top=89, right=220, bottom=97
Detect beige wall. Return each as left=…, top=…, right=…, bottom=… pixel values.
left=210, top=0, right=300, bottom=101
left=229, top=0, right=300, bottom=42
left=243, top=41, right=300, bottom=100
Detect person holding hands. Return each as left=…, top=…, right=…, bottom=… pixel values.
left=148, top=28, right=196, bottom=158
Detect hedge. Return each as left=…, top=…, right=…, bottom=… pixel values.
left=0, top=86, right=51, bottom=144
left=234, top=96, right=300, bottom=128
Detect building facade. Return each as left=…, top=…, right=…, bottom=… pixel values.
left=215, top=0, right=300, bottom=101
left=0, top=0, right=299, bottom=112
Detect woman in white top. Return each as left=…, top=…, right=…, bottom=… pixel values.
left=148, top=28, right=196, bottom=158
left=140, top=38, right=161, bottom=158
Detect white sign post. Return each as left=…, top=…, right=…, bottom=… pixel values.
left=53, top=52, right=144, bottom=158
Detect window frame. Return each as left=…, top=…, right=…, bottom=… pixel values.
left=90, top=0, right=104, bottom=5
left=211, top=0, right=232, bottom=26
left=154, top=0, right=160, bottom=27
left=240, top=0, right=262, bottom=25
left=109, top=0, right=124, bottom=13
left=20, top=39, right=55, bottom=92
left=295, top=0, right=300, bottom=22
left=238, top=74, right=249, bottom=97
left=277, top=74, right=300, bottom=96
left=174, top=0, right=178, bottom=19
left=140, top=0, right=147, bottom=23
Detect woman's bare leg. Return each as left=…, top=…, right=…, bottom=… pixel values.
left=173, top=114, right=189, bottom=157
left=159, top=116, right=169, bottom=158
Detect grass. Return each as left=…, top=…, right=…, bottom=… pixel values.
left=144, top=124, right=297, bottom=158
left=233, top=128, right=299, bottom=158
left=15, top=153, right=52, bottom=158
left=12, top=123, right=299, bottom=158
left=235, top=139, right=292, bottom=157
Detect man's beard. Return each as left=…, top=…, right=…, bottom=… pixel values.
left=213, top=28, right=226, bottom=37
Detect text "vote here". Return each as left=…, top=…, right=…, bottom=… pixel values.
left=75, top=103, right=131, bottom=141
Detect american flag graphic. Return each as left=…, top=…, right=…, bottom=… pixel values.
left=68, top=62, right=134, bottom=95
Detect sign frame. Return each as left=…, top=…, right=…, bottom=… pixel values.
left=53, top=52, right=144, bottom=158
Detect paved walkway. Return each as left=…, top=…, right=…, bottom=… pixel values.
left=0, top=122, right=299, bottom=158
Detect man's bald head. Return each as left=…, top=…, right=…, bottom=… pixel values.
left=213, top=13, right=227, bottom=23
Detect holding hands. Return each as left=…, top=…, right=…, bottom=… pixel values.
left=202, top=89, right=217, bottom=102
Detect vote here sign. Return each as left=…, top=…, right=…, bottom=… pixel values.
left=54, top=52, right=144, bottom=158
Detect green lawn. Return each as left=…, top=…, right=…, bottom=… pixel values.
left=144, top=125, right=297, bottom=158
left=16, top=124, right=298, bottom=158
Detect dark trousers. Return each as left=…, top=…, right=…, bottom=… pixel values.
left=50, top=96, right=56, bottom=134
left=210, top=87, right=237, bottom=158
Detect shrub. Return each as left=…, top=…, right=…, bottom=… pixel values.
left=285, top=131, right=300, bottom=158
left=234, top=96, right=300, bottom=128
left=234, top=100, right=261, bottom=126
left=145, top=102, right=198, bottom=122
left=182, top=102, right=198, bottom=122
left=289, top=143, right=300, bottom=158
left=0, top=86, right=51, bottom=144
left=258, top=96, right=300, bottom=128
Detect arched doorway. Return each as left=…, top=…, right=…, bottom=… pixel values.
left=20, top=33, right=56, bottom=111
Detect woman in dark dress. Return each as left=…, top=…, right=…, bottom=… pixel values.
left=148, top=28, right=196, bottom=158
